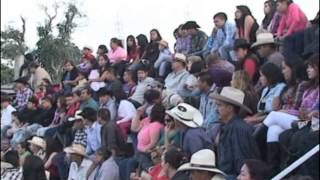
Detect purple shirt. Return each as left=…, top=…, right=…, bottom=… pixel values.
left=14, top=87, right=33, bottom=111
left=175, top=35, right=191, bottom=54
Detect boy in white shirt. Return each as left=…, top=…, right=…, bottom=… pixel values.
left=1, top=96, right=16, bottom=129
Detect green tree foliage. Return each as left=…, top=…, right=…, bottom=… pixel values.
left=1, top=16, right=27, bottom=59
left=1, top=64, right=14, bottom=84
left=35, top=3, right=83, bottom=82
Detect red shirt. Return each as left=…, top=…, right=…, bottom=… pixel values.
left=67, top=102, right=80, bottom=117
left=149, top=164, right=169, bottom=180
left=243, top=58, right=257, bottom=81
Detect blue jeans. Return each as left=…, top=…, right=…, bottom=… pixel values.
left=114, top=156, right=138, bottom=180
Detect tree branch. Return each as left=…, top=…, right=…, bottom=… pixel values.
left=20, top=16, right=26, bottom=42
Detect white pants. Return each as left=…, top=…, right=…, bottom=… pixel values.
left=263, top=111, right=299, bottom=142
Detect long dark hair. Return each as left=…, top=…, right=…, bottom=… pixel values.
left=57, top=95, right=67, bottom=113
left=305, top=54, right=319, bottom=88
left=23, top=155, right=47, bottom=180
left=235, top=5, right=255, bottom=29
left=235, top=5, right=259, bottom=43
left=262, top=0, right=277, bottom=29
left=261, top=63, right=285, bottom=86
left=98, top=54, right=110, bottom=74
left=283, top=56, right=308, bottom=86
left=136, top=34, right=149, bottom=57
left=45, top=137, right=63, bottom=161
left=150, top=29, right=162, bottom=43
left=126, top=35, right=137, bottom=55
left=150, top=104, right=165, bottom=124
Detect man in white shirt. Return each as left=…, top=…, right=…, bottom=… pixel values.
left=165, top=53, right=190, bottom=94
left=65, top=143, right=93, bottom=180
left=1, top=96, right=16, bottom=129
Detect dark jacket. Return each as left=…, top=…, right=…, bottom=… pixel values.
left=142, top=42, right=160, bottom=65
left=100, top=121, right=126, bottom=156
left=217, top=116, right=260, bottom=177
left=32, top=107, right=56, bottom=126
left=61, top=68, right=79, bottom=88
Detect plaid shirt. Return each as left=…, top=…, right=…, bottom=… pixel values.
left=1, top=168, right=22, bottom=180
left=175, top=35, right=192, bottom=54
left=73, top=129, right=87, bottom=147
left=14, top=87, right=33, bottom=111
left=190, top=30, right=208, bottom=54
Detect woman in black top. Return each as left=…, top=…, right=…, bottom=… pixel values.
left=61, top=60, right=79, bottom=95
left=142, top=29, right=162, bottom=65
left=235, top=5, right=259, bottom=43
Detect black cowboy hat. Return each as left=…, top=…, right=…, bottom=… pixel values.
left=182, top=21, right=201, bottom=30
left=233, top=38, right=251, bottom=50
left=14, top=76, right=29, bottom=85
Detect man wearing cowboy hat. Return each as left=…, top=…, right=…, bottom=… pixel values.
left=69, top=110, right=88, bottom=147
left=251, top=32, right=284, bottom=68
left=164, top=53, right=191, bottom=95
left=210, top=87, right=260, bottom=178
left=182, top=21, right=208, bottom=56
left=154, top=40, right=173, bottom=79
left=147, top=79, right=183, bottom=110
left=177, top=149, right=226, bottom=180
left=12, top=76, right=33, bottom=112
left=28, top=136, right=46, bottom=161
left=65, top=143, right=93, bottom=180
left=166, top=103, right=212, bottom=158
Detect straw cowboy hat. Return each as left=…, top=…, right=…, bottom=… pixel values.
left=174, top=53, right=187, bottom=64
left=64, top=143, right=87, bottom=157
left=28, top=136, right=46, bottom=150
left=178, top=149, right=226, bottom=176
left=210, top=87, right=252, bottom=113
left=166, top=103, right=203, bottom=128
left=68, top=110, right=84, bottom=122
left=251, top=32, right=278, bottom=48
left=159, top=40, right=169, bottom=48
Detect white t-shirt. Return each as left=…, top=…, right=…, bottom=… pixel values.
left=117, top=100, right=136, bottom=124
left=68, top=158, right=93, bottom=180
left=88, top=69, right=106, bottom=91
left=1, top=105, right=16, bottom=128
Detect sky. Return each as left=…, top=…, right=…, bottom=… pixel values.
left=1, top=0, right=319, bottom=52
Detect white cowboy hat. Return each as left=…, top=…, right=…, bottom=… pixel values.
left=178, top=149, right=226, bottom=176
left=174, top=53, right=187, bottom=64
left=1, top=162, right=13, bottom=169
left=166, top=103, right=203, bottom=128
left=64, top=143, right=87, bottom=157
left=251, top=32, right=277, bottom=48
left=68, top=110, right=84, bottom=122
left=28, top=136, right=46, bottom=150
left=210, top=87, right=252, bottom=113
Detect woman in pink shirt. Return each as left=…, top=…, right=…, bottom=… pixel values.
left=108, top=38, right=128, bottom=78
left=276, top=0, right=308, bottom=40
left=108, top=38, right=127, bottom=64
left=131, top=103, right=165, bottom=170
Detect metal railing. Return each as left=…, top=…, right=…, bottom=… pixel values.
left=272, top=144, right=319, bottom=180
